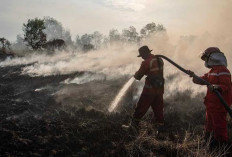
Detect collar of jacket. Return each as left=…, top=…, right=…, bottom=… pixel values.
left=145, top=54, right=153, bottom=60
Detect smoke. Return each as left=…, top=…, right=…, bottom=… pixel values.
left=1, top=28, right=231, bottom=99
left=63, top=73, right=106, bottom=85
left=1, top=0, right=232, bottom=111
left=0, top=46, right=140, bottom=78
left=140, top=0, right=232, bottom=96
left=0, top=51, right=74, bottom=67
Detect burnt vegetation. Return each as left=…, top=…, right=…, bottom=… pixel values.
left=0, top=64, right=231, bottom=156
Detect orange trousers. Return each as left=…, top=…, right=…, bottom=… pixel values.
left=133, top=93, right=164, bottom=123
left=205, top=111, right=228, bottom=142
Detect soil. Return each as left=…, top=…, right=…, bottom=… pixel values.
left=0, top=64, right=231, bottom=157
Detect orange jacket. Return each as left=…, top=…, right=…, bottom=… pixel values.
left=195, top=66, right=232, bottom=112
left=134, top=54, right=164, bottom=95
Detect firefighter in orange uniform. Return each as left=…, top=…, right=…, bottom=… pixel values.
left=123, top=45, right=165, bottom=131
left=191, top=47, right=232, bottom=149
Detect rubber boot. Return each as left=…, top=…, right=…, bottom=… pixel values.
left=122, top=118, right=140, bottom=134
left=155, top=123, right=166, bottom=139
left=157, top=123, right=165, bottom=133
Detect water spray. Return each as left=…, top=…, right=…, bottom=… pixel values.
left=108, top=77, right=135, bottom=112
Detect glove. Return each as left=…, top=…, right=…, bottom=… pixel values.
left=134, top=71, right=143, bottom=80
left=207, top=84, right=222, bottom=92
left=186, top=70, right=195, bottom=77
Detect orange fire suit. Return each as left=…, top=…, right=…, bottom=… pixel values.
left=194, top=65, right=232, bottom=142
left=133, top=54, right=164, bottom=123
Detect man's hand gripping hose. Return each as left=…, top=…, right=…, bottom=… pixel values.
left=155, top=55, right=232, bottom=118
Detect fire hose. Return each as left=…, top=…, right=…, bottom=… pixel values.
left=156, top=55, right=232, bottom=118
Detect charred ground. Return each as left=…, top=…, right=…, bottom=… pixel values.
left=0, top=64, right=231, bottom=157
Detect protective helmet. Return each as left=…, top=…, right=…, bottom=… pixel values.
left=201, top=47, right=221, bottom=61
left=138, top=45, right=152, bottom=57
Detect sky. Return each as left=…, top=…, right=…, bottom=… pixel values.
left=0, top=0, right=232, bottom=42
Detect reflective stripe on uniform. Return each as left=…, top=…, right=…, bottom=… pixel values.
left=150, top=67, right=159, bottom=71
left=150, top=58, right=157, bottom=69
left=149, top=58, right=163, bottom=71
left=208, top=72, right=231, bottom=76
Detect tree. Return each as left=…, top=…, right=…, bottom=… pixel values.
left=23, top=18, right=47, bottom=50
left=11, top=34, right=27, bottom=54
left=80, top=34, right=92, bottom=45
left=43, top=16, right=63, bottom=41
left=80, top=34, right=94, bottom=52
left=42, top=39, right=66, bottom=51
left=75, top=31, right=103, bottom=51
left=63, top=30, right=73, bottom=46
left=109, top=29, right=121, bottom=44
left=140, top=22, right=166, bottom=39
left=83, top=44, right=94, bottom=52
left=0, top=37, right=12, bottom=54
left=92, top=31, right=103, bottom=49
left=16, top=34, right=25, bottom=45
left=122, top=26, right=139, bottom=43
left=0, top=37, right=11, bottom=52
left=43, top=16, right=73, bottom=46
left=102, top=36, right=109, bottom=48
left=75, top=35, right=82, bottom=50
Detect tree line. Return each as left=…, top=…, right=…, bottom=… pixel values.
left=0, top=16, right=166, bottom=54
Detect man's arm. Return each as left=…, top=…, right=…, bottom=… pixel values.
left=193, top=73, right=208, bottom=85
left=187, top=70, right=208, bottom=85
left=134, top=61, right=148, bottom=80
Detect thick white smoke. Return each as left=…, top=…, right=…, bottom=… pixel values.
left=1, top=0, right=232, bottom=100
left=0, top=30, right=231, bottom=98
left=0, top=46, right=140, bottom=79
left=63, top=73, right=106, bottom=85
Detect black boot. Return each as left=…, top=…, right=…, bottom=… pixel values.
left=157, top=123, right=165, bottom=133
left=122, top=118, right=140, bottom=134
left=155, top=123, right=167, bottom=139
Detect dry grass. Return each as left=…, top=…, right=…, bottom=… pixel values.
left=126, top=121, right=231, bottom=157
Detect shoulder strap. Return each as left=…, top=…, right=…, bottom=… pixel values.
left=156, top=56, right=163, bottom=75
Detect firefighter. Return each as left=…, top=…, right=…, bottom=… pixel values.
left=189, top=47, right=232, bottom=150
left=122, top=45, right=165, bottom=133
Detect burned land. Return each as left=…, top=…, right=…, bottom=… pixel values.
left=0, top=63, right=231, bottom=157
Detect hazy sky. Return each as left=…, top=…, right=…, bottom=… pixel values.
left=1, top=0, right=232, bottom=42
